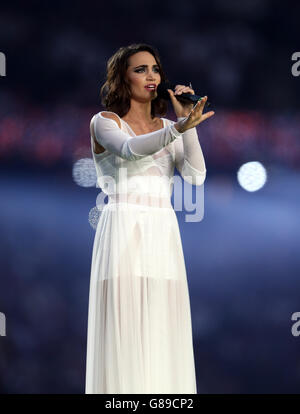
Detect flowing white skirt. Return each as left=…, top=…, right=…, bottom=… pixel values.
left=85, top=201, right=197, bottom=394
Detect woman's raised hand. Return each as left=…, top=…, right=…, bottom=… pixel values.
left=179, top=96, right=215, bottom=132
left=167, top=84, right=215, bottom=133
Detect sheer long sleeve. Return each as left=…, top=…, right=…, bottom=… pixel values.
left=173, top=117, right=207, bottom=186
left=92, top=112, right=182, bottom=161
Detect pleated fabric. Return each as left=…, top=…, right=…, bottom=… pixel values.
left=85, top=116, right=197, bottom=394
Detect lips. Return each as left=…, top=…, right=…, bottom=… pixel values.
left=144, top=84, right=156, bottom=90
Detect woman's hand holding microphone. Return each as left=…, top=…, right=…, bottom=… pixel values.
left=167, top=84, right=215, bottom=133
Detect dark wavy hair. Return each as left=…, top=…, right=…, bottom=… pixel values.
left=99, top=43, right=169, bottom=119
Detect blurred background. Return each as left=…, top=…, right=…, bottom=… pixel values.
left=0, top=0, right=300, bottom=393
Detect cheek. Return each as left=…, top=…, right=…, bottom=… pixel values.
left=132, top=77, right=145, bottom=91
left=130, top=76, right=141, bottom=86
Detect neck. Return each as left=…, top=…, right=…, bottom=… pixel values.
left=124, top=100, right=155, bottom=124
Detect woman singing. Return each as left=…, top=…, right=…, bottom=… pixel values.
left=85, top=43, right=215, bottom=394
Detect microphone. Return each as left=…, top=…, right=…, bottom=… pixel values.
left=157, top=81, right=210, bottom=106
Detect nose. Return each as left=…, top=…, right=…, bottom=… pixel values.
left=146, top=71, right=157, bottom=79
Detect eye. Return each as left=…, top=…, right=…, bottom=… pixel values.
left=135, top=67, right=160, bottom=73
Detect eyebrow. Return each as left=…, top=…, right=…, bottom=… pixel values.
left=133, top=64, right=159, bottom=69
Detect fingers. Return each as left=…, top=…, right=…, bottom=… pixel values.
left=199, top=96, right=208, bottom=108
left=200, top=111, right=215, bottom=121
left=168, top=89, right=214, bottom=122
left=191, top=96, right=206, bottom=113
left=175, top=85, right=194, bottom=95
left=174, top=85, right=185, bottom=92
left=167, top=89, right=177, bottom=102
left=167, top=89, right=174, bottom=97
left=195, top=96, right=208, bottom=112
left=190, top=96, right=214, bottom=122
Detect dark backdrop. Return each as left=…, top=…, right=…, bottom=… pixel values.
left=0, top=0, right=299, bottom=393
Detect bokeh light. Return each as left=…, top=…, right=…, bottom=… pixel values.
left=237, top=161, right=267, bottom=192
left=72, top=158, right=97, bottom=187
left=88, top=206, right=101, bottom=230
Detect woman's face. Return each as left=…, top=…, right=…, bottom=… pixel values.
left=125, top=51, right=161, bottom=101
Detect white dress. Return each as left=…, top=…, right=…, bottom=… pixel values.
left=85, top=111, right=206, bottom=394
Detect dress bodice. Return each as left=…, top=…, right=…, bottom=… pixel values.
left=91, top=114, right=176, bottom=207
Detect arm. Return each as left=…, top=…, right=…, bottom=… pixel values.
left=173, top=117, right=206, bottom=186
left=91, top=112, right=183, bottom=161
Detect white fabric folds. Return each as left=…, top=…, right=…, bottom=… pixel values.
left=85, top=111, right=206, bottom=394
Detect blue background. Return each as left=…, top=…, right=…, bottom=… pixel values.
left=0, top=0, right=300, bottom=393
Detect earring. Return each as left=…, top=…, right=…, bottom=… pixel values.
left=189, top=82, right=193, bottom=89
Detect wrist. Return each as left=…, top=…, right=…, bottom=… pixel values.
left=176, top=111, right=190, bottom=118
left=174, top=118, right=188, bottom=133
